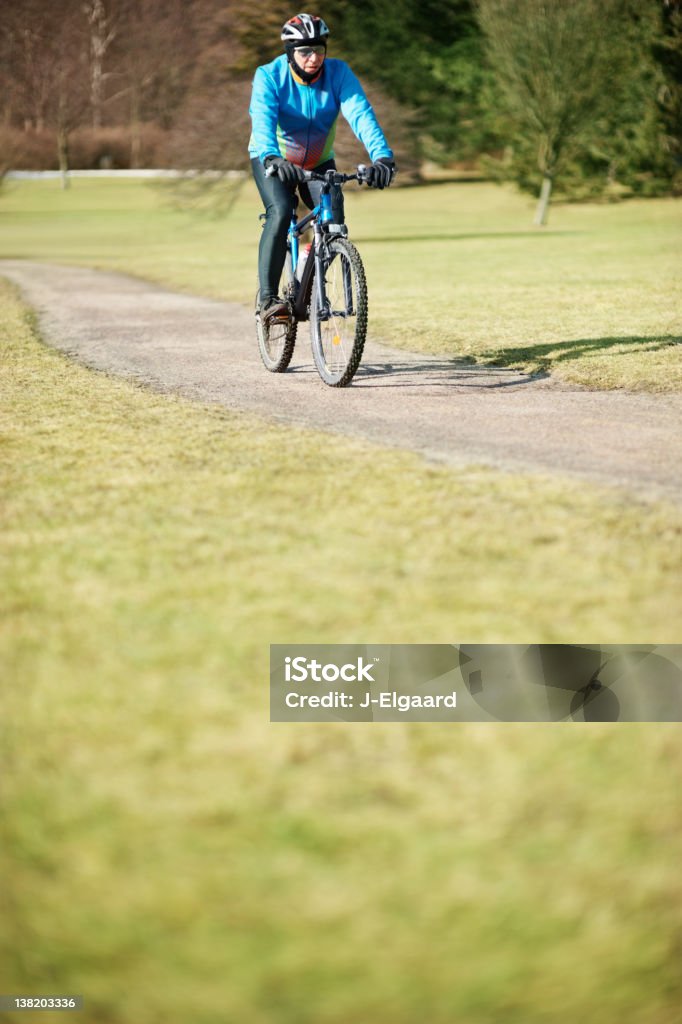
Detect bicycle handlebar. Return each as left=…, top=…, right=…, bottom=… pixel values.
left=264, top=163, right=370, bottom=185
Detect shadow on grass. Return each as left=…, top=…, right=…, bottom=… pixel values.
left=352, top=358, right=545, bottom=389
left=353, top=230, right=582, bottom=245
left=290, top=335, right=678, bottom=389
left=287, top=354, right=543, bottom=388
left=474, top=334, right=681, bottom=373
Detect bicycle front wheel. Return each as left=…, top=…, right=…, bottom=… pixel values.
left=310, top=237, right=367, bottom=387
left=255, top=252, right=298, bottom=373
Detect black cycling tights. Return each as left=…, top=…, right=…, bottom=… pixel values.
left=251, top=157, right=345, bottom=304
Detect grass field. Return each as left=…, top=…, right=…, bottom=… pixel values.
left=2, top=178, right=682, bottom=1021
left=0, top=176, right=680, bottom=389
left=2, top=264, right=682, bottom=1024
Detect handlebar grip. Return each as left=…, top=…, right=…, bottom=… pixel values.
left=265, top=162, right=312, bottom=181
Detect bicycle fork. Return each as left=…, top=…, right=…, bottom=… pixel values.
left=313, top=233, right=355, bottom=322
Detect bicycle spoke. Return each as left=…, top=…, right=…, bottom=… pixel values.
left=255, top=169, right=370, bottom=386
left=255, top=252, right=297, bottom=373
left=310, top=238, right=367, bottom=387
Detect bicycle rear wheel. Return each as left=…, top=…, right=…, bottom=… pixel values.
left=255, top=252, right=297, bottom=373
left=310, top=237, right=367, bottom=387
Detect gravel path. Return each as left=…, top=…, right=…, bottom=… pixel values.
left=3, top=259, right=681, bottom=503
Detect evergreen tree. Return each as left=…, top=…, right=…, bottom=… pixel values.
left=477, top=0, right=633, bottom=223
left=333, top=0, right=494, bottom=163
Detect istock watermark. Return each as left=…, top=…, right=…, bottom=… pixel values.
left=270, top=645, right=682, bottom=722
left=284, top=656, right=377, bottom=683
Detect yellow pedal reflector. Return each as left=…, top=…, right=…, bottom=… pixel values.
left=333, top=335, right=341, bottom=345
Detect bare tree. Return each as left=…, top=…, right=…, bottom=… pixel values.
left=107, top=0, right=195, bottom=167
left=83, top=0, right=117, bottom=129
left=477, top=0, right=626, bottom=224
left=50, top=1, right=90, bottom=186
left=1, top=0, right=90, bottom=185
left=1, top=0, right=61, bottom=132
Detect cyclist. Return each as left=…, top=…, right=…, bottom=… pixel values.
left=249, top=12, right=396, bottom=322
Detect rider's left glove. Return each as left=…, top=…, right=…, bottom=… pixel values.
left=264, top=155, right=306, bottom=186
left=365, top=159, right=395, bottom=190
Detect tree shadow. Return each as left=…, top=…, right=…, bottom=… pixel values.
left=287, top=356, right=545, bottom=389
left=473, top=334, right=681, bottom=372
left=354, top=230, right=581, bottom=245
left=353, top=358, right=546, bottom=389
left=289, top=335, right=679, bottom=389
left=396, top=176, right=490, bottom=190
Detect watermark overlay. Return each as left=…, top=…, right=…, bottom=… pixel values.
left=0, top=996, right=83, bottom=1012
left=270, top=645, right=682, bottom=722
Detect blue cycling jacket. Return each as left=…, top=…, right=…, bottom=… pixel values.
left=248, top=54, right=393, bottom=170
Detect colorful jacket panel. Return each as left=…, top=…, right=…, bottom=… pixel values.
left=248, top=55, right=393, bottom=170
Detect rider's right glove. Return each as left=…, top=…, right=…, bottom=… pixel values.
left=264, top=155, right=306, bottom=186
left=365, top=159, right=396, bottom=190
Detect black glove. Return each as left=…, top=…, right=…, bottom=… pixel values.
left=264, top=155, right=306, bottom=186
left=365, top=158, right=395, bottom=189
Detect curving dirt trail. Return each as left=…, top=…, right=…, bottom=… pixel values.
left=2, top=260, right=680, bottom=503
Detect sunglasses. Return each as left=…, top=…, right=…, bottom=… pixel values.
left=295, top=45, right=326, bottom=57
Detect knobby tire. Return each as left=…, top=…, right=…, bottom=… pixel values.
left=310, top=237, right=368, bottom=388
left=255, top=253, right=298, bottom=373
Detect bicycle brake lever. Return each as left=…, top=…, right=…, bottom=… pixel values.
left=357, top=164, right=367, bottom=185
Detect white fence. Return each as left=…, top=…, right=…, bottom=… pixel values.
left=6, top=169, right=246, bottom=180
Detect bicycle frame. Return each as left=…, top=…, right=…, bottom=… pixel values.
left=287, top=179, right=349, bottom=323
left=258, top=163, right=373, bottom=385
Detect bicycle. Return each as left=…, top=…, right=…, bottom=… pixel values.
left=255, top=166, right=370, bottom=388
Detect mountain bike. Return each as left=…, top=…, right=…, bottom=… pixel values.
left=255, top=166, right=369, bottom=388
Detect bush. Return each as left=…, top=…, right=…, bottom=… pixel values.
left=70, top=125, right=170, bottom=169
left=0, top=128, right=26, bottom=181
left=0, top=125, right=173, bottom=171
left=0, top=129, right=56, bottom=171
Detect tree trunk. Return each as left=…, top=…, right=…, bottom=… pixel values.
left=86, top=0, right=115, bottom=130
left=130, top=87, right=141, bottom=168
left=57, top=126, right=70, bottom=189
left=534, top=174, right=553, bottom=226
left=91, top=51, right=103, bottom=129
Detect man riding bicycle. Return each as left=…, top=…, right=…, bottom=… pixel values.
left=249, top=12, right=396, bottom=323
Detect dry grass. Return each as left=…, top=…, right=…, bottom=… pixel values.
left=1, top=279, right=682, bottom=1022
left=0, top=177, right=680, bottom=389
